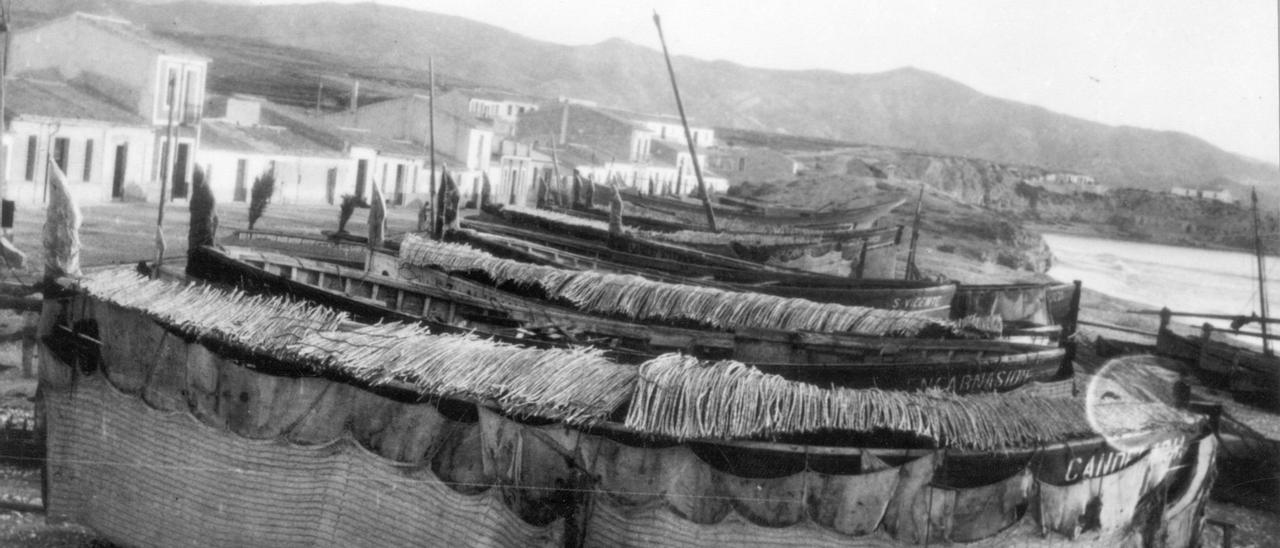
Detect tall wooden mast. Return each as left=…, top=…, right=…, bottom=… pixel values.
left=652, top=11, right=717, bottom=232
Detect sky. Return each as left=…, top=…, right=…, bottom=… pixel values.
left=216, top=0, right=1278, bottom=165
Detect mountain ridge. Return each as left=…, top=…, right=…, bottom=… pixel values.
left=13, top=0, right=1277, bottom=191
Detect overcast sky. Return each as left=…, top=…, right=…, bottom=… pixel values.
left=220, top=0, right=1277, bottom=165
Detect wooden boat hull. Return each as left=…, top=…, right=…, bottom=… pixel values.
left=38, top=293, right=1217, bottom=548
left=1157, top=327, right=1280, bottom=408
left=952, top=282, right=1077, bottom=324
left=604, top=185, right=907, bottom=230
left=191, top=246, right=1066, bottom=394
left=494, top=205, right=900, bottom=278
left=450, top=223, right=956, bottom=317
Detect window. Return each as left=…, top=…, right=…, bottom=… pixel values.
left=24, top=136, right=36, bottom=181
left=164, top=66, right=178, bottom=107
left=738, top=157, right=745, bottom=172
left=84, top=139, right=94, bottom=181
left=183, top=68, right=200, bottom=122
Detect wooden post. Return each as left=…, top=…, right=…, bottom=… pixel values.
left=906, top=184, right=925, bottom=280
left=652, top=11, right=717, bottom=232
left=1251, top=188, right=1271, bottom=356
left=154, top=74, right=179, bottom=278
left=854, top=239, right=869, bottom=279
left=20, top=312, right=35, bottom=378
left=1058, top=280, right=1082, bottom=380
left=547, top=134, right=563, bottom=205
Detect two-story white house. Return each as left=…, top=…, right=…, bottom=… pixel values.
left=460, top=88, right=540, bottom=137
left=9, top=12, right=210, bottom=202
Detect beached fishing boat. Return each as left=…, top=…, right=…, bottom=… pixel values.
left=601, top=182, right=908, bottom=231
left=450, top=222, right=957, bottom=316
left=189, top=242, right=1064, bottom=394
left=494, top=203, right=901, bottom=278
left=1153, top=190, right=1280, bottom=409
left=462, top=215, right=1079, bottom=328
left=951, top=281, right=1079, bottom=326
left=39, top=269, right=1217, bottom=547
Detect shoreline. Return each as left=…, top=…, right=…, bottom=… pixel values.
left=1028, top=221, right=1279, bottom=259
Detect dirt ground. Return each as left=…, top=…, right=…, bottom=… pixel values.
left=0, top=200, right=1277, bottom=544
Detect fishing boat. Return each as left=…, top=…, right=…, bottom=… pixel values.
left=463, top=213, right=1078, bottom=329
left=492, top=203, right=901, bottom=278
left=189, top=242, right=1065, bottom=394
left=450, top=222, right=957, bottom=316
left=39, top=268, right=1217, bottom=547
left=1153, top=189, right=1280, bottom=409
left=600, top=182, right=908, bottom=231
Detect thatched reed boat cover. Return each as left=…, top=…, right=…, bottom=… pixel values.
left=399, top=234, right=991, bottom=337
left=625, top=355, right=1201, bottom=450
left=78, top=269, right=636, bottom=424
left=504, top=205, right=852, bottom=245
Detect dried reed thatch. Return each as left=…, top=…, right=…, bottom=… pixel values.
left=399, top=234, right=978, bottom=337
left=290, top=324, right=633, bottom=423
left=80, top=269, right=348, bottom=356
left=77, top=269, right=636, bottom=423
left=624, top=356, right=1200, bottom=449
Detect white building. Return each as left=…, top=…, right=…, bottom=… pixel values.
left=199, top=96, right=353, bottom=206
left=4, top=76, right=155, bottom=206
left=10, top=12, right=210, bottom=202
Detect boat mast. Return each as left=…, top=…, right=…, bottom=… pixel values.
left=153, top=74, right=178, bottom=278
left=1253, top=188, right=1272, bottom=356
left=652, top=11, right=718, bottom=232
left=423, top=57, right=437, bottom=235
left=905, top=184, right=925, bottom=280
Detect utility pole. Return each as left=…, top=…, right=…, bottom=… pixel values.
left=652, top=11, right=717, bottom=232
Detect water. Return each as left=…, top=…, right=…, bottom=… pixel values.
left=1043, top=233, right=1280, bottom=338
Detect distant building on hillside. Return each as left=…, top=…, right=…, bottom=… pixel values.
left=516, top=101, right=727, bottom=195
left=9, top=12, right=209, bottom=203
left=1025, top=172, right=1107, bottom=195
left=457, top=88, right=541, bottom=137
left=703, top=145, right=800, bottom=186
left=1170, top=186, right=1236, bottom=205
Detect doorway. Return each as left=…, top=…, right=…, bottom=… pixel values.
left=112, top=144, right=128, bottom=199
left=233, top=159, right=248, bottom=202
left=355, top=159, right=369, bottom=200
left=326, top=167, right=338, bottom=205
left=171, top=143, right=190, bottom=199
left=394, top=164, right=406, bottom=206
